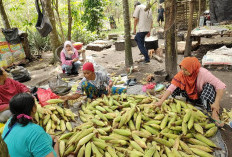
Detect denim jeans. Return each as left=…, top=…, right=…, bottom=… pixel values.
left=135, top=32, right=150, bottom=62
left=62, top=61, right=81, bottom=74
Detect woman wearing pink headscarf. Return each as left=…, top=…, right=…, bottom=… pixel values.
left=60, top=41, right=81, bottom=75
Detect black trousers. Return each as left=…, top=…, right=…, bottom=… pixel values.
left=172, top=83, right=216, bottom=111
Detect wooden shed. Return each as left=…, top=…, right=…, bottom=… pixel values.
left=176, top=0, right=208, bottom=30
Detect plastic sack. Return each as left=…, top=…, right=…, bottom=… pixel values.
left=10, top=66, right=31, bottom=82
left=49, top=76, right=71, bottom=96
left=37, top=88, right=59, bottom=107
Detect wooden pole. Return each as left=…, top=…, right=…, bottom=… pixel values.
left=184, top=0, right=194, bottom=57
left=197, top=0, right=201, bottom=26
left=164, top=0, right=177, bottom=80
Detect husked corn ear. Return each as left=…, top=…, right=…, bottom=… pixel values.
left=46, top=99, right=64, bottom=104
left=77, top=144, right=85, bottom=157
left=85, top=142, right=92, bottom=157
left=205, top=126, right=218, bottom=137
left=60, top=120, right=66, bottom=132
left=66, top=122, right=72, bottom=131
left=64, top=144, right=75, bottom=156
left=194, top=133, right=217, bottom=147
left=187, top=138, right=209, bottom=147
left=188, top=144, right=213, bottom=153
left=205, top=123, right=216, bottom=129
left=153, top=137, right=172, bottom=147
left=59, top=140, right=65, bottom=157
left=91, top=142, right=102, bottom=157
left=106, top=146, right=118, bottom=157
left=130, top=141, right=144, bottom=153
left=179, top=140, right=193, bottom=155
left=113, top=129, right=131, bottom=136
left=183, top=109, right=191, bottom=123
left=194, top=123, right=204, bottom=134
left=160, top=114, right=169, bottom=129
left=190, top=148, right=214, bottom=157
left=43, top=114, right=51, bottom=126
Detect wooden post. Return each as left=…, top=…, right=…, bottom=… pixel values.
left=197, top=0, right=201, bottom=26
left=20, top=33, right=32, bottom=60
left=184, top=0, right=194, bottom=57
left=164, top=0, right=177, bottom=80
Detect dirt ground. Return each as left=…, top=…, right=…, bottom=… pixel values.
left=23, top=37, right=232, bottom=156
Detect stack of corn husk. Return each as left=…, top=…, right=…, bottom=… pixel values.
left=58, top=94, right=219, bottom=157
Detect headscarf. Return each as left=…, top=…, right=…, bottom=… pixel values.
left=171, top=57, right=201, bottom=100
left=63, top=41, right=75, bottom=58
left=83, top=62, right=94, bottom=72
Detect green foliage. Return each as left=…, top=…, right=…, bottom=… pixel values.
left=27, top=29, right=51, bottom=55
left=72, top=23, right=97, bottom=45
left=82, top=0, right=108, bottom=33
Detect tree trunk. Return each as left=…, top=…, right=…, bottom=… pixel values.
left=54, top=0, right=65, bottom=42
left=43, top=0, right=61, bottom=63
left=0, top=0, right=10, bottom=29
left=197, top=0, right=201, bottom=26
left=184, top=0, right=194, bottom=57
left=164, top=0, right=177, bottom=80
left=67, top=0, right=72, bottom=41
left=122, top=0, right=133, bottom=67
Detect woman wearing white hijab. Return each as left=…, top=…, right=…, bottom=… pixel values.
left=60, top=41, right=80, bottom=75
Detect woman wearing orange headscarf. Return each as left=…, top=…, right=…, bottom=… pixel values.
left=154, top=57, right=226, bottom=126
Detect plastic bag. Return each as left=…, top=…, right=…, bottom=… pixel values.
left=10, top=66, right=31, bottom=82
left=37, top=88, right=59, bottom=107
left=49, top=76, right=71, bottom=96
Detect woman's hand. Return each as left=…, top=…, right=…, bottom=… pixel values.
left=153, top=100, right=163, bottom=109
left=107, top=86, right=112, bottom=95
left=60, top=96, right=68, bottom=101
left=211, top=102, right=220, bottom=113
left=146, top=75, right=154, bottom=82
left=72, top=58, right=78, bottom=62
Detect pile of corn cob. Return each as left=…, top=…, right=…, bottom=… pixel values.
left=112, top=75, right=125, bottom=86
left=35, top=99, right=77, bottom=134
left=59, top=94, right=218, bottom=157
left=220, top=108, right=232, bottom=123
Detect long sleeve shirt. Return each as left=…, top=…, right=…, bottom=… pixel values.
left=167, top=67, right=226, bottom=94
left=60, top=49, right=79, bottom=66
left=0, top=78, right=29, bottom=111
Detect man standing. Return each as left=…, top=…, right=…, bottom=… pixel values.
left=157, top=4, right=165, bottom=26
left=133, top=2, right=153, bottom=63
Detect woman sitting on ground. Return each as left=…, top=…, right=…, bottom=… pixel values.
left=2, top=93, right=59, bottom=157
left=61, top=62, right=126, bottom=100
left=0, top=68, right=29, bottom=123
left=152, top=57, right=226, bottom=127
left=61, top=41, right=81, bottom=76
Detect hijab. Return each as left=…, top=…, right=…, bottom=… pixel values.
left=83, top=62, right=94, bottom=72
left=62, top=41, right=75, bottom=58
left=171, top=57, right=201, bottom=100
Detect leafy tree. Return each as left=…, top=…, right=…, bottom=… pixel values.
left=82, top=0, right=107, bottom=33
